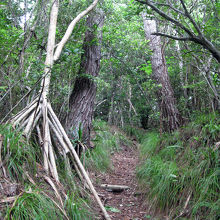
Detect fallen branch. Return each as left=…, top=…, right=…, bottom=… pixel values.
left=101, top=184, right=130, bottom=192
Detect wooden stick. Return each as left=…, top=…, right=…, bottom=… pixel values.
left=173, top=192, right=192, bottom=220
left=36, top=125, right=43, bottom=146
left=31, top=109, right=42, bottom=132
left=47, top=104, right=111, bottom=220
left=18, top=115, right=30, bottom=131
left=23, top=106, right=40, bottom=137
left=48, top=108, right=63, bottom=136
left=9, top=96, right=38, bottom=123
left=0, top=196, right=17, bottom=203
left=48, top=119, right=69, bottom=153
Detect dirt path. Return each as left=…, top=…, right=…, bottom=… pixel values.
left=93, top=143, right=149, bottom=220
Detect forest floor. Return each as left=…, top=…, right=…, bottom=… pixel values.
left=91, top=141, right=163, bottom=220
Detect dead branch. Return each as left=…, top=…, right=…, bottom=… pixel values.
left=101, top=184, right=130, bottom=192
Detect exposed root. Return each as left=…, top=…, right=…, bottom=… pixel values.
left=4, top=96, right=111, bottom=220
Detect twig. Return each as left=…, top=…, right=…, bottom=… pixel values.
left=174, top=193, right=191, bottom=220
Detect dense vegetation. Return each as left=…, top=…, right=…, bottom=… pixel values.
left=0, top=124, right=93, bottom=219
left=137, top=113, right=220, bottom=219
left=0, top=0, right=219, bottom=219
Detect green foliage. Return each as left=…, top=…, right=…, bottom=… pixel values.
left=192, top=113, right=220, bottom=141
left=84, top=120, right=129, bottom=172
left=0, top=7, right=21, bottom=57
left=0, top=124, right=38, bottom=181
left=123, top=125, right=145, bottom=142
left=139, top=63, right=152, bottom=76
left=137, top=156, right=180, bottom=210
left=64, top=193, right=92, bottom=220
left=5, top=188, right=91, bottom=220
left=105, top=206, right=121, bottom=213
left=137, top=113, right=220, bottom=219
left=139, top=131, right=159, bottom=157
left=6, top=189, right=64, bottom=220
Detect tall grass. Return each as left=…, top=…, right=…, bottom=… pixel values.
left=64, top=193, right=92, bottom=220
left=137, top=113, right=220, bottom=219
left=0, top=124, right=38, bottom=181
left=6, top=189, right=64, bottom=220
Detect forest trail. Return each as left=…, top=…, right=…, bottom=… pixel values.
left=92, top=141, right=150, bottom=220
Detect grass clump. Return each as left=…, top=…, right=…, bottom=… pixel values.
left=137, top=113, right=220, bottom=219
left=139, top=131, right=159, bottom=158
left=64, top=193, right=92, bottom=220
left=5, top=189, right=91, bottom=220
left=6, top=189, right=64, bottom=220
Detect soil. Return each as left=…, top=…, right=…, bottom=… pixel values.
left=92, top=142, right=154, bottom=220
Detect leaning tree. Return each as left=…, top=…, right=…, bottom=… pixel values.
left=4, top=0, right=110, bottom=219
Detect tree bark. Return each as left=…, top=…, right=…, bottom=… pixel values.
left=65, top=9, right=104, bottom=146
left=142, top=16, right=182, bottom=132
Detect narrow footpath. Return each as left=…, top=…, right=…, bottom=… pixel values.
left=92, top=143, right=149, bottom=220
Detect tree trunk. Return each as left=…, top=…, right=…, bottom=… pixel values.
left=65, top=10, right=104, bottom=146
left=142, top=16, right=182, bottom=132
